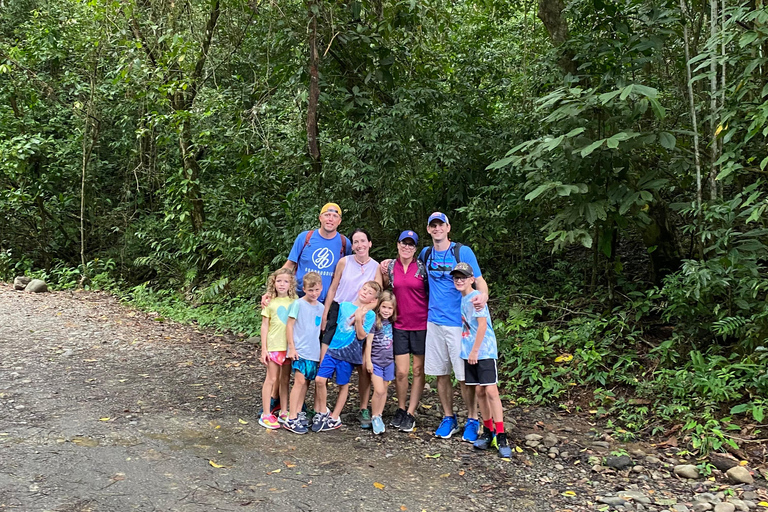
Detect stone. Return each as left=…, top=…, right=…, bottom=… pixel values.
left=524, top=433, right=543, bottom=442
left=632, top=465, right=645, bottom=473
left=593, top=441, right=611, bottom=449
left=694, top=493, right=717, bottom=503
left=693, top=503, right=714, bottom=512
left=630, top=448, right=647, bottom=457
left=674, top=464, right=700, bottom=479
left=645, top=456, right=662, bottom=465
left=741, top=492, right=757, bottom=501
left=598, top=497, right=629, bottom=506
left=618, top=490, right=652, bottom=504
left=710, top=453, right=740, bottom=472
left=526, top=440, right=541, bottom=448
left=743, top=501, right=756, bottom=510
left=713, top=504, right=735, bottom=512
left=673, top=505, right=691, bottom=512
left=549, top=446, right=560, bottom=455
left=554, top=464, right=564, bottom=470
left=25, top=279, right=48, bottom=293
left=726, top=466, right=754, bottom=485
left=543, top=433, right=559, bottom=448
left=560, top=451, right=570, bottom=459
left=727, top=499, right=748, bottom=512
left=13, top=276, right=31, bottom=290
left=606, top=455, right=634, bottom=470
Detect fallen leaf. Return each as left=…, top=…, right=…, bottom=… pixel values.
left=425, top=453, right=441, bottom=459
left=758, top=502, right=768, bottom=507
left=239, top=419, right=248, bottom=425
left=420, top=404, right=432, bottom=409
left=400, top=507, right=407, bottom=511
left=215, top=425, right=221, bottom=429
left=563, top=491, right=576, bottom=497
left=283, top=461, right=296, bottom=468
left=439, top=473, right=450, bottom=478
left=458, top=470, right=465, bottom=476
left=268, top=469, right=281, bottom=474
left=374, top=482, right=385, bottom=490
left=515, top=446, right=523, bottom=453
left=555, top=354, right=573, bottom=363
left=740, top=460, right=749, bottom=466
left=209, top=460, right=226, bottom=468
left=99, top=417, right=111, bottom=421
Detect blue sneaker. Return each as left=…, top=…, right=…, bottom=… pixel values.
left=496, top=432, right=513, bottom=458
left=462, top=418, right=480, bottom=442
left=283, top=418, right=308, bottom=434
left=434, top=416, right=459, bottom=439
left=372, top=415, right=385, bottom=435
left=311, top=408, right=330, bottom=433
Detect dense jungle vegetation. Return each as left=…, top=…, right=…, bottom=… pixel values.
left=2, top=0, right=768, bottom=453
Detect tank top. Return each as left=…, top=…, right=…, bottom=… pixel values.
left=334, top=255, right=379, bottom=303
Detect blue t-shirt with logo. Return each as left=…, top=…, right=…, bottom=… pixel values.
left=287, top=298, right=324, bottom=362
left=418, top=243, right=482, bottom=327
left=288, top=230, right=352, bottom=302
left=327, top=301, right=375, bottom=365
left=460, top=290, right=497, bottom=360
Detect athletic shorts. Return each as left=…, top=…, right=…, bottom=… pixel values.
left=372, top=362, right=395, bottom=381
left=316, top=354, right=354, bottom=386
left=463, top=359, right=498, bottom=386
left=393, top=328, right=427, bottom=356
left=424, top=323, right=464, bottom=381
left=320, top=301, right=340, bottom=346
left=268, top=351, right=287, bottom=365
left=292, top=358, right=319, bottom=381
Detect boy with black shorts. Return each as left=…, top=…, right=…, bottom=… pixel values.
left=450, top=262, right=512, bottom=458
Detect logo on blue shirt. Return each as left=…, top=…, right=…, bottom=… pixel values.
left=312, top=247, right=335, bottom=270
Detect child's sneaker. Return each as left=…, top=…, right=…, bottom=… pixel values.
left=278, top=411, right=289, bottom=425
left=359, top=408, right=372, bottom=429
left=390, top=408, right=406, bottom=428
left=372, top=415, right=386, bottom=435
left=297, top=411, right=309, bottom=428
left=399, top=412, right=416, bottom=432
left=319, top=415, right=342, bottom=432
left=311, top=408, right=330, bottom=433
left=434, top=415, right=459, bottom=438
left=496, top=432, right=512, bottom=458
left=462, top=418, right=480, bottom=442
left=283, top=418, right=308, bottom=434
left=473, top=428, right=495, bottom=450
left=258, top=413, right=280, bottom=430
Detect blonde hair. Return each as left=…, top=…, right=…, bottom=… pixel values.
left=302, top=271, right=322, bottom=290
left=375, top=290, right=397, bottom=330
left=266, top=268, right=298, bottom=299
left=362, top=280, right=382, bottom=296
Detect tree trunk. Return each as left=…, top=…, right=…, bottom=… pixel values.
left=307, top=0, right=322, bottom=175
left=537, top=0, right=578, bottom=75
left=709, top=0, right=719, bottom=200
left=177, top=111, right=205, bottom=233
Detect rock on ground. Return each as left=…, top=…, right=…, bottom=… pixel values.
left=24, top=279, right=48, bottom=293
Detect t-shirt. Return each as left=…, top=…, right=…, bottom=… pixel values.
left=327, top=301, right=375, bottom=365
left=460, top=290, right=497, bottom=360
left=288, top=230, right=352, bottom=302
left=418, top=243, right=482, bottom=327
left=391, top=259, right=428, bottom=331
left=370, top=319, right=394, bottom=368
left=287, top=298, right=324, bottom=362
left=261, top=296, right=295, bottom=352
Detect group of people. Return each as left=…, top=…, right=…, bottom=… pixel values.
left=257, top=203, right=512, bottom=458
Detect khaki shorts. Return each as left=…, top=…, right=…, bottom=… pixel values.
left=424, top=322, right=464, bottom=381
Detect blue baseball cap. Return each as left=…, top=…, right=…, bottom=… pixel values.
left=427, top=212, right=449, bottom=225
left=398, top=230, right=419, bottom=244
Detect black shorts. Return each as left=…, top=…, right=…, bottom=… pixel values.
left=393, top=328, right=426, bottom=356
left=463, top=359, right=498, bottom=386
left=320, top=301, right=340, bottom=346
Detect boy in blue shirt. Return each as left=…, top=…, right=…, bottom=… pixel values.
left=450, top=262, right=512, bottom=458
left=312, top=281, right=381, bottom=432
left=283, top=272, right=325, bottom=434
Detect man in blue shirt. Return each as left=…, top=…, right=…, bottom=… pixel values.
left=418, top=212, right=489, bottom=441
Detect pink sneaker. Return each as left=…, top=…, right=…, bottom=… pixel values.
left=259, top=413, right=280, bottom=429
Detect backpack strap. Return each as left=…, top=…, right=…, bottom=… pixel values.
left=296, top=230, right=315, bottom=264
left=340, top=235, right=347, bottom=259
left=387, top=259, right=396, bottom=287
left=453, top=242, right=463, bottom=264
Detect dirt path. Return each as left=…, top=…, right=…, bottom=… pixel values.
left=1, top=287, right=765, bottom=512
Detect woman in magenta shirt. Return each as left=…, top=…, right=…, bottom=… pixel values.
left=381, top=230, right=428, bottom=432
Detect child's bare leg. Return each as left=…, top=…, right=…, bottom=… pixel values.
left=331, top=384, right=350, bottom=420
left=358, top=366, right=371, bottom=410
left=371, top=375, right=389, bottom=417
left=394, top=354, right=410, bottom=411
left=279, top=361, right=291, bottom=415
left=407, top=354, right=425, bottom=415
left=261, top=361, right=279, bottom=416
left=289, top=372, right=308, bottom=420
left=315, top=377, right=328, bottom=414
left=319, top=343, right=328, bottom=363
left=486, top=384, right=505, bottom=428
left=475, top=385, right=492, bottom=425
